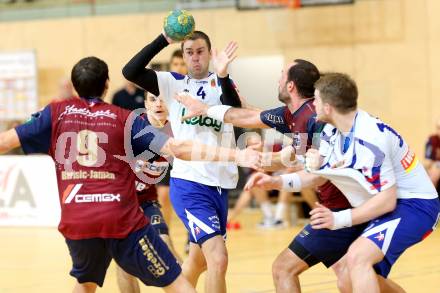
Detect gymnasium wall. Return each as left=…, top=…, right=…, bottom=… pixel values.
left=0, top=0, right=438, bottom=157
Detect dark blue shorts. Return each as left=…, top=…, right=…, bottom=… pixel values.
left=141, top=201, right=169, bottom=235
left=65, top=224, right=181, bottom=287
left=290, top=222, right=367, bottom=268
left=170, top=178, right=228, bottom=245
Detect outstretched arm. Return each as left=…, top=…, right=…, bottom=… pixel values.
left=161, top=138, right=261, bottom=169
left=175, top=93, right=268, bottom=128
left=244, top=169, right=327, bottom=191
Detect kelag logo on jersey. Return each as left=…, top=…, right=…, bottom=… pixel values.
left=180, top=108, right=222, bottom=132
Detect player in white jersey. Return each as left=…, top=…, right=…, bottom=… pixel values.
left=123, top=31, right=242, bottom=293
left=300, top=73, right=440, bottom=292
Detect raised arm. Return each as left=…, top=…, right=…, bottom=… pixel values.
left=212, top=41, right=242, bottom=107
left=122, top=34, right=170, bottom=96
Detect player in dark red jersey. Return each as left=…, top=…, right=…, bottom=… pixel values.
left=0, top=56, right=260, bottom=293
left=116, top=93, right=183, bottom=293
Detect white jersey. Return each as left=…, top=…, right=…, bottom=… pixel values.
left=314, top=110, right=438, bottom=207
left=156, top=71, right=238, bottom=189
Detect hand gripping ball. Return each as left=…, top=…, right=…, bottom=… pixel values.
left=163, top=9, right=195, bottom=41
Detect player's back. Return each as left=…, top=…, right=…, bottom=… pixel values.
left=359, top=110, right=438, bottom=199
left=320, top=110, right=438, bottom=201
left=49, top=98, right=147, bottom=239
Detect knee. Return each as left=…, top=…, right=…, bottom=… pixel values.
left=345, top=248, right=370, bottom=271
left=186, top=255, right=207, bottom=274
left=207, top=251, right=228, bottom=274
left=272, top=257, right=302, bottom=281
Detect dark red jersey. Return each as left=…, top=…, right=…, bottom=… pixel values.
left=15, top=97, right=169, bottom=239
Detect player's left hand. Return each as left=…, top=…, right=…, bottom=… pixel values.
left=212, top=41, right=238, bottom=78
left=174, top=92, right=209, bottom=121
left=310, top=202, right=334, bottom=229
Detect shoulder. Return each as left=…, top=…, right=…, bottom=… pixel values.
left=158, top=71, right=186, bottom=81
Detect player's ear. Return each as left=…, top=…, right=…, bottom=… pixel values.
left=324, top=102, right=331, bottom=115
left=287, top=80, right=295, bottom=92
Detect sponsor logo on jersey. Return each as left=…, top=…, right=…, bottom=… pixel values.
left=400, top=149, right=418, bottom=173
left=139, top=237, right=168, bottom=277
left=150, top=215, right=162, bottom=225
left=181, top=108, right=223, bottom=132
left=263, top=113, right=284, bottom=124
left=135, top=160, right=169, bottom=177
left=61, top=170, right=115, bottom=180
left=374, top=231, right=385, bottom=241
left=63, top=183, right=120, bottom=203
left=59, top=105, right=117, bottom=120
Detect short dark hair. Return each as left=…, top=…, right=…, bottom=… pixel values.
left=181, top=30, right=211, bottom=51
left=71, top=56, right=109, bottom=98
left=170, top=49, right=183, bottom=60
left=315, top=72, right=358, bottom=114
left=288, top=59, right=320, bottom=99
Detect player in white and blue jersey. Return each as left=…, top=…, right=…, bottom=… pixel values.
left=304, top=73, right=440, bottom=292
left=123, top=31, right=242, bottom=293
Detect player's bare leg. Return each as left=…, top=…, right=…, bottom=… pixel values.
left=158, top=186, right=173, bottom=226
left=73, top=282, right=97, bottom=293
left=334, top=254, right=406, bottom=293
left=228, top=189, right=252, bottom=222
left=299, top=188, right=318, bottom=209
left=332, top=257, right=352, bottom=293
left=163, top=274, right=197, bottom=293
left=274, top=190, right=290, bottom=225
left=201, top=235, right=228, bottom=293
left=182, top=242, right=207, bottom=287
left=378, top=276, right=406, bottom=293
left=345, top=237, right=384, bottom=293
left=116, top=266, right=140, bottom=293
left=272, top=248, right=309, bottom=293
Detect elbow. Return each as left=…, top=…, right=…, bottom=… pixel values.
left=122, top=65, right=135, bottom=81
left=225, top=97, right=241, bottom=108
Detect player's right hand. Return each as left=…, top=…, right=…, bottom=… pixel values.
left=162, top=31, right=178, bottom=44
left=236, top=148, right=261, bottom=170
left=244, top=172, right=282, bottom=191
left=305, top=148, right=322, bottom=172
left=174, top=92, right=209, bottom=121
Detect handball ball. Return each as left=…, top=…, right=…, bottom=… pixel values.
left=163, top=9, right=195, bottom=41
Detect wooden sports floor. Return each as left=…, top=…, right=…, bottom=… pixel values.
left=1, top=210, right=439, bottom=292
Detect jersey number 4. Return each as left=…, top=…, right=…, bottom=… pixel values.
left=197, top=86, right=206, bottom=100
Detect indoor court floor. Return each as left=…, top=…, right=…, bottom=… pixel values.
left=1, top=210, right=439, bottom=292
